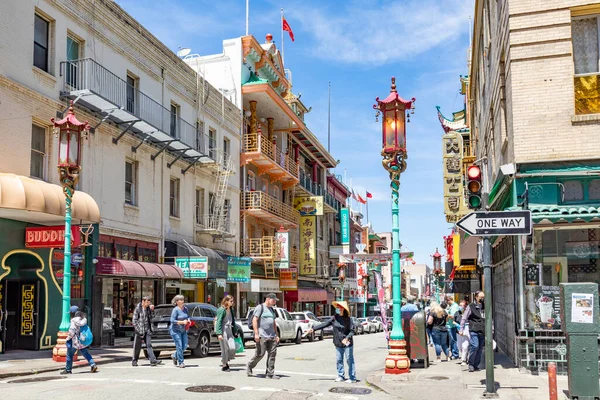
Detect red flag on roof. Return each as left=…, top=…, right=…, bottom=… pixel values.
left=351, top=190, right=358, bottom=201
left=357, top=193, right=367, bottom=204
left=366, top=191, right=373, bottom=199
left=282, top=17, right=295, bottom=42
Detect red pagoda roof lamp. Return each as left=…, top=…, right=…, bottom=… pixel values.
left=51, top=101, right=91, bottom=130
left=432, top=248, right=442, bottom=258
left=374, top=77, right=415, bottom=108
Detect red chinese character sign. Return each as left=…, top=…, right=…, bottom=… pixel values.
left=299, top=216, right=316, bottom=275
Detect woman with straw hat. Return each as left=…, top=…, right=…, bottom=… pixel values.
left=307, top=300, right=356, bottom=383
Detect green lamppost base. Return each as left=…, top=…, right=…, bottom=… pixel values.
left=385, top=339, right=411, bottom=374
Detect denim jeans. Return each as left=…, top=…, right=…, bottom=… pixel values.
left=431, top=329, right=449, bottom=357
left=335, top=345, right=356, bottom=381
left=170, top=330, right=188, bottom=365
left=468, top=332, right=484, bottom=369
left=65, top=339, right=95, bottom=372
left=426, top=327, right=433, bottom=345
left=448, top=327, right=459, bottom=358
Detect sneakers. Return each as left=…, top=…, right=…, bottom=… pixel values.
left=60, top=370, right=71, bottom=375
left=345, top=379, right=357, bottom=384
left=246, top=366, right=253, bottom=377
left=132, top=361, right=138, bottom=367
left=221, top=364, right=230, bottom=372
left=90, top=365, right=98, bottom=373
left=178, top=363, right=186, bottom=368
left=150, top=360, right=162, bottom=366
left=266, top=375, right=280, bottom=379
left=460, top=362, right=467, bottom=366
left=335, top=377, right=345, bottom=382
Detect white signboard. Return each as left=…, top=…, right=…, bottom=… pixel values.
left=571, top=293, right=594, bottom=324
left=456, top=211, right=532, bottom=236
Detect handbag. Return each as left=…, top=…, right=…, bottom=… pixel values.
left=234, top=336, right=244, bottom=354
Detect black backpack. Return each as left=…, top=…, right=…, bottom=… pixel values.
left=247, top=305, right=272, bottom=329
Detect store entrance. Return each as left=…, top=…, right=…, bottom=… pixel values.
left=2, top=280, right=40, bottom=351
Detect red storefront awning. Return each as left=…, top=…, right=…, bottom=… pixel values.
left=95, top=257, right=183, bottom=279
left=286, top=288, right=328, bottom=303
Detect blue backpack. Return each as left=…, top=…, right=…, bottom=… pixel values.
left=78, top=325, right=93, bottom=348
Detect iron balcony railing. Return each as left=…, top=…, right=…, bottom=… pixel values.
left=299, top=170, right=325, bottom=196
left=196, top=215, right=236, bottom=236
left=241, top=191, right=300, bottom=225
left=61, top=58, right=209, bottom=154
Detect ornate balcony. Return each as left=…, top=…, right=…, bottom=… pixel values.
left=241, top=132, right=299, bottom=189
left=241, top=191, right=300, bottom=227
left=242, top=236, right=281, bottom=260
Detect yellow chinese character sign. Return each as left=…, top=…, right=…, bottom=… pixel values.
left=299, top=216, right=317, bottom=275
left=294, top=196, right=324, bottom=216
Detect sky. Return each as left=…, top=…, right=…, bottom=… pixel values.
left=117, top=0, right=474, bottom=265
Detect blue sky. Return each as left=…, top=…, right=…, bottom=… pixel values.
left=117, top=0, right=473, bottom=265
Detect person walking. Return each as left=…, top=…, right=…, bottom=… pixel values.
left=307, top=301, right=356, bottom=383
left=427, top=302, right=449, bottom=362
left=61, top=306, right=98, bottom=375
left=169, top=295, right=190, bottom=368
left=216, top=295, right=241, bottom=371
left=460, top=291, right=485, bottom=372
left=445, top=295, right=460, bottom=360
left=246, top=293, right=280, bottom=379
left=456, top=300, right=470, bottom=366
left=132, top=296, right=161, bottom=367
left=401, top=295, right=419, bottom=312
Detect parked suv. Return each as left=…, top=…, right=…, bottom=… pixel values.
left=241, top=306, right=303, bottom=344
left=290, top=311, right=324, bottom=341
left=150, top=303, right=243, bottom=359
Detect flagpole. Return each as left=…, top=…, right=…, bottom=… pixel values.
left=328, top=81, right=331, bottom=153
left=366, top=198, right=369, bottom=226
left=281, top=8, right=285, bottom=66
left=245, top=0, right=249, bottom=35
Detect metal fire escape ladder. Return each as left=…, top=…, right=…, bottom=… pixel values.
left=209, top=151, right=234, bottom=240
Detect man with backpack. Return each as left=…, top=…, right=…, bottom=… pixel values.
left=246, top=293, right=279, bottom=379
left=132, top=296, right=161, bottom=367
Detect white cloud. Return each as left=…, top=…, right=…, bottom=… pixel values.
left=295, top=0, right=473, bottom=65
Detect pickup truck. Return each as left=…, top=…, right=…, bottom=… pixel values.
left=240, top=306, right=303, bottom=345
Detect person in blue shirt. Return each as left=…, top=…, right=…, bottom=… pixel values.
left=169, top=295, right=190, bottom=368
left=401, top=295, right=419, bottom=312
left=445, top=295, right=460, bottom=360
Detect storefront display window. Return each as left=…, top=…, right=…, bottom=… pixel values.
left=523, top=227, right=600, bottom=330
left=52, top=249, right=85, bottom=299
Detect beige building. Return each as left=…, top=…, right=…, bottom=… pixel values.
left=470, top=0, right=600, bottom=372
left=0, top=0, right=241, bottom=350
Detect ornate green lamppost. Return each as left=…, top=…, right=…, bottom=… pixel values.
left=51, top=101, right=89, bottom=361
left=374, top=77, right=415, bottom=374
left=337, top=261, right=346, bottom=301
left=432, top=248, right=443, bottom=304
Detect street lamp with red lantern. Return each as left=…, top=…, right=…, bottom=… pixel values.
left=51, top=101, right=90, bottom=361
left=373, top=77, right=415, bottom=375
left=431, top=248, right=443, bottom=303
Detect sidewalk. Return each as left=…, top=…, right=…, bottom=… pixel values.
left=366, top=347, right=569, bottom=400
left=0, top=347, right=131, bottom=379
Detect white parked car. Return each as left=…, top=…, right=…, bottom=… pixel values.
left=370, top=316, right=384, bottom=332
left=241, top=306, right=303, bottom=344
left=290, top=311, right=324, bottom=342
left=358, top=317, right=377, bottom=334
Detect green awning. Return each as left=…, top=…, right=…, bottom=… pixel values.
left=507, top=204, right=600, bottom=223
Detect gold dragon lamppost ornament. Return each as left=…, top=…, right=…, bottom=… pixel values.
left=373, top=77, right=415, bottom=375
left=51, top=101, right=90, bottom=362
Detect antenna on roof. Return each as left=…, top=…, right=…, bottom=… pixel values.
left=177, top=47, right=191, bottom=58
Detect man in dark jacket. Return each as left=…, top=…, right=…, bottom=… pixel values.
left=460, top=291, right=485, bottom=372
left=132, top=296, right=161, bottom=366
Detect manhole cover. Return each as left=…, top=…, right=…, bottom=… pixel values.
left=329, top=387, right=371, bottom=395
left=9, top=376, right=67, bottom=384
left=427, top=376, right=450, bottom=381
left=185, top=385, right=235, bottom=393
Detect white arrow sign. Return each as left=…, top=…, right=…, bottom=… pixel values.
left=456, top=211, right=532, bottom=236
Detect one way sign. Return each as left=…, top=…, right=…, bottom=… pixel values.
left=456, top=210, right=532, bottom=236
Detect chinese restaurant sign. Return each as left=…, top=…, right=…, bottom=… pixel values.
left=25, top=226, right=81, bottom=248
left=227, top=257, right=251, bottom=283
left=294, top=196, right=324, bottom=216
left=340, top=208, right=350, bottom=245
left=299, top=216, right=317, bottom=275
left=275, top=230, right=289, bottom=269
left=279, top=268, right=298, bottom=290
left=442, top=130, right=468, bottom=223
left=175, top=257, right=208, bottom=279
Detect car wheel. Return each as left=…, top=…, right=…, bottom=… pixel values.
left=192, top=333, right=210, bottom=358
left=294, top=329, right=302, bottom=344
left=308, top=331, right=315, bottom=342
left=143, top=350, right=161, bottom=360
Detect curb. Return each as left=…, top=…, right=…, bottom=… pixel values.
left=365, top=374, right=389, bottom=395
left=0, top=356, right=130, bottom=380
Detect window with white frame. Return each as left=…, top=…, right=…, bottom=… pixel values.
left=125, top=160, right=137, bottom=205
left=223, top=136, right=230, bottom=164
left=195, top=188, right=205, bottom=225
left=208, top=128, right=216, bottom=159
left=66, top=35, right=82, bottom=87
left=34, top=14, right=50, bottom=72
left=30, top=124, right=47, bottom=180
left=169, top=178, right=180, bottom=217
left=572, top=16, right=600, bottom=75
left=126, top=73, right=138, bottom=114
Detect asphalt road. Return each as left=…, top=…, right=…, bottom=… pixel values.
left=0, top=332, right=396, bottom=400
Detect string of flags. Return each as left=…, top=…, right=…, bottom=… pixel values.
left=351, top=190, right=372, bottom=204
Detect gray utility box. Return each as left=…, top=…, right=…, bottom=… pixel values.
left=559, top=283, right=599, bottom=400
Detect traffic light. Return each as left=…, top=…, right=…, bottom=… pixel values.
left=466, top=165, right=482, bottom=209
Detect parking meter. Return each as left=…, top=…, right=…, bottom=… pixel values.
left=559, top=283, right=599, bottom=400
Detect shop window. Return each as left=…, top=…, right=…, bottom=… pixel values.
left=30, top=124, right=47, bottom=180
left=170, top=177, right=180, bottom=217
left=52, top=249, right=85, bottom=299
left=138, top=247, right=157, bottom=262
left=34, top=13, right=50, bottom=72
left=98, top=241, right=114, bottom=258
left=589, top=179, right=600, bottom=200
left=563, top=180, right=584, bottom=202
left=116, top=243, right=136, bottom=260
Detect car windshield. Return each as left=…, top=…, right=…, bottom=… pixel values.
left=154, top=306, right=174, bottom=318
left=291, top=314, right=306, bottom=320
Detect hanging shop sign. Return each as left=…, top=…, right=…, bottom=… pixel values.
left=25, top=226, right=81, bottom=248
left=299, top=216, right=317, bottom=275
left=294, top=196, right=324, bottom=216
left=442, top=130, right=468, bottom=223
left=239, top=279, right=281, bottom=293
left=279, top=268, right=298, bottom=290
left=174, top=257, right=208, bottom=279
left=340, top=208, right=350, bottom=245
left=226, top=257, right=251, bottom=283
left=275, top=230, right=289, bottom=269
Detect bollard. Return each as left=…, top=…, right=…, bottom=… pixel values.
left=548, top=362, right=558, bottom=400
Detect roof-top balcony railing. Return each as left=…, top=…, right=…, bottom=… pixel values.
left=242, top=132, right=299, bottom=180
left=60, top=58, right=213, bottom=165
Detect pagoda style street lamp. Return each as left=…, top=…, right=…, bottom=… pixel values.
left=432, top=248, right=443, bottom=304
left=374, top=77, right=415, bottom=375
left=51, top=101, right=90, bottom=361
left=337, top=261, right=346, bottom=301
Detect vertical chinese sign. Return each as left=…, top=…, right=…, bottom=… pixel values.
left=275, top=230, right=289, bottom=269
left=226, top=257, right=251, bottom=283
left=299, top=217, right=316, bottom=275
left=442, top=130, right=467, bottom=223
